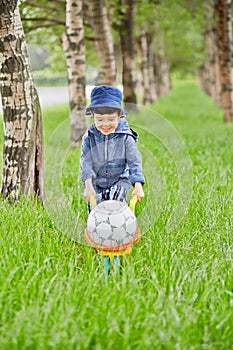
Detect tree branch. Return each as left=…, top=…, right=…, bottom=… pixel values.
left=85, top=36, right=95, bottom=42
left=22, top=17, right=65, bottom=26
left=21, top=0, right=65, bottom=12
left=23, top=23, right=64, bottom=31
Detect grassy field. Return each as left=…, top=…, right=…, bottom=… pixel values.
left=0, top=80, right=233, bottom=349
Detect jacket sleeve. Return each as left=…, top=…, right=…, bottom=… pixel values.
left=125, top=135, right=145, bottom=185
left=80, top=134, right=96, bottom=182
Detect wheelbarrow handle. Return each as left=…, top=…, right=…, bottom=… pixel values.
left=90, top=194, right=97, bottom=209
left=129, top=195, right=138, bottom=213
left=90, top=194, right=138, bottom=212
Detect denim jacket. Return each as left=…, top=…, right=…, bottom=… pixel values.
left=80, top=118, right=145, bottom=189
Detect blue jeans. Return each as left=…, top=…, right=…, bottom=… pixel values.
left=88, top=178, right=131, bottom=213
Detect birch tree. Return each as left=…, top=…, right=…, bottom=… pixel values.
left=116, top=0, right=137, bottom=108
left=137, top=31, right=157, bottom=105
left=87, top=0, right=117, bottom=85
left=198, top=0, right=221, bottom=105
left=135, top=1, right=170, bottom=101
left=62, top=0, right=87, bottom=147
left=215, top=0, right=233, bottom=122
left=0, top=0, right=45, bottom=201
left=21, top=0, right=88, bottom=144
left=154, top=29, right=170, bottom=97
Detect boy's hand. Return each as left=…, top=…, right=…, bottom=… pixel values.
left=84, top=178, right=96, bottom=202
left=132, top=182, right=144, bottom=202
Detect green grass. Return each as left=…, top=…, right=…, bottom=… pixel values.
left=0, top=80, right=233, bottom=349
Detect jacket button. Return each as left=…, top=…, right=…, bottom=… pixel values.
left=105, top=172, right=109, bottom=177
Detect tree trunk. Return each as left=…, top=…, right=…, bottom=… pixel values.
left=137, top=31, right=157, bottom=105
left=148, top=32, right=157, bottom=104
left=0, top=0, right=45, bottom=201
left=33, top=88, right=45, bottom=200
left=117, top=0, right=137, bottom=110
left=63, top=0, right=88, bottom=148
left=138, top=31, right=151, bottom=105
left=154, top=52, right=170, bottom=97
left=198, top=0, right=212, bottom=96
left=215, top=0, right=233, bottom=122
left=88, top=0, right=117, bottom=85
left=154, top=27, right=170, bottom=97
left=199, top=0, right=221, bottom=105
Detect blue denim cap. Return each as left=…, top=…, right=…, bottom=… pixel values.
left=86, top=85, right=128, bottom=116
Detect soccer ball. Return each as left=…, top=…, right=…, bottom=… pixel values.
left=87, top=200, right=137, bottom=248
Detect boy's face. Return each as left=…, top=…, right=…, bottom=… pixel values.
left=93, top=112, right=120, bottom=135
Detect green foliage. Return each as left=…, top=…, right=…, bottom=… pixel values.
left=1, top=81, right=233, bottom=349
left=135, top=0, right=205, bottom=73
left=19, top=0, right=65, bottom=33
left=19, top=0, right=66, bottom=74
left=19, top=1, right=99, bottom=75
left=19, top=0, right=207, bottom=77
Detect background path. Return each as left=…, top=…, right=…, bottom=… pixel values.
left=0, top=86, right=70, bottom=114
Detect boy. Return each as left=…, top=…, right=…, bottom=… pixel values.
left=80, top=85, right=144, bottom=210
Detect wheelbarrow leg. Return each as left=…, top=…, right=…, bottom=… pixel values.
left=105, top=255, right=119, bottom=274
left=105, top=256, right=110, bottom=275
left=113, top=256, right=119, bottom=269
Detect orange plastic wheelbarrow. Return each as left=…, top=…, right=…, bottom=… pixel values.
left=85, top=195, right=140, bottom=273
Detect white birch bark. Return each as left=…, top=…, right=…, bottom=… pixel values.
left=89, top=0, right=117, bottom=85
left=118, top=0, right=137, bottom=109
left=0, top=0, right=44, bottom=200
left=140, top=31, right=151, bottom=105
left=154, top=30, right=170, bottom=97
left=148, top=33, right=157, bottom=103
left=63, top=0, right=87, bottom=147
left=199, top=0, right=221, bottom=105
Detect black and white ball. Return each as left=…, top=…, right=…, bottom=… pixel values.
left=87, top=200, right=137, bottom=247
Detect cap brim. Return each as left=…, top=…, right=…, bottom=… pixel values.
left=85, top=102, right=128, bottom=116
